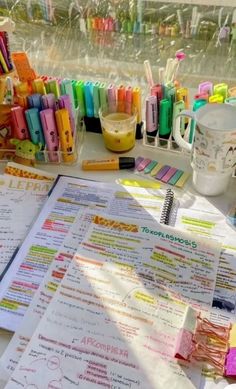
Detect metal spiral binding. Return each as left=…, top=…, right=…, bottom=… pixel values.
left=160, top=189, right=174, bottom=225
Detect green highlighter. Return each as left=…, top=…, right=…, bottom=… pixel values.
left=74, top=80, right=85, bottom=118
left=189, top=99, right=207, bottom=143
left=93, top=81, right=100, bottom=118
left=98, top=82, right=108, bottom=111
left=159, top=99, right=171, bottom=140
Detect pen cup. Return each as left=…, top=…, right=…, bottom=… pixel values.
left=99, top=106, right=137, bottom=153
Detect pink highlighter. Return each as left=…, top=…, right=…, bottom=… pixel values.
left=125, top=86, right=133, bottom=115
left=40, top=109, right=59, bottom=162
left=11, top=106, right=30, bottom=139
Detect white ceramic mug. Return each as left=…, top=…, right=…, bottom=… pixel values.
left=173, top=104, right=236, bottom=196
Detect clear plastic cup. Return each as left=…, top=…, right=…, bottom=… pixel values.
left=99, top=107, right=137, bottom=153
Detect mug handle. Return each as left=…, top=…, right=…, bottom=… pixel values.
left=173, top=110, right=195, bottom=152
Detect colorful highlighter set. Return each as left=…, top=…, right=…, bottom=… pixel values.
left=1, top=90, right=78, bottom=164
left=135, top=157, right=190, bottom=189
left=13, top=74, right=142, bottom=138
left=174, top=305, right=236, bottom=380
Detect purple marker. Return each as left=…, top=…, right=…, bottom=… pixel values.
left=146, top=95, right=158, bottom=142
left=42, top=93, right=56, bottom=110
left=59, top=94, right=76, bottom=134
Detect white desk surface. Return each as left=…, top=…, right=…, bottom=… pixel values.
left=0, top=132, right=235, bottom=388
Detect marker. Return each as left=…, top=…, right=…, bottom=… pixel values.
left=132, top=87, right=142, bottom=124
left=117, top=85, right=126, bottom=112
left=84, top=81, right=94, bottom=117
left=189, top=99, right=207, bottom=143
left=11, top=106, right=30, bottom=139
left=125, top=86, right=132, bottom=115
left=159, top=99, right=171, bottom=140
left=107, top=84, right=117, bottom=112
left=40, top=109, right=59, bottom=162
left=32, top=78, right=46, bottom=95
left=82, top=157, right=135, bottom=171
left=60, top=79, right=76, bottom=114
left=98, top=82, right=108, bottom=111
left=198, top=81, right=213, bottom=96
left=145, top=95, right=157, bottom=141
left=55, top=108, right=75, bottom=163
left=74, top=80, right=85, bottom=117
left=42, top=93, right=56, bottom=110
left=93, top=81, right=100, bottom=118
left=209, top=94, right=224, bottom=104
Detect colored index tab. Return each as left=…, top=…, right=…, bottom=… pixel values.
left=150, top=163, right=163, bottom=177
left=168, top=170, right=184, bottom=185
left=175, top=172, right=190, bottom=188
left=144, top=160, right=158, bottom=174
left=161, top=167, right=178, bottom=183
left=117, top=178, right=161, bottom=189
left=137, top=158, right=152, bottom=172
left=155, top=165, right=171, bottom=180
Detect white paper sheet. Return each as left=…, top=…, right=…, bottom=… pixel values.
left=0, top=175, right=51, bottom=277
left=5, top=215, right=221, bottom=389
left=0, top=176, right=168, bottom=332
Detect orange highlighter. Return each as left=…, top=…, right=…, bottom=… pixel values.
left=55, top=109, right=75, bottom=163
left=117, top=85, right=126, bottom=112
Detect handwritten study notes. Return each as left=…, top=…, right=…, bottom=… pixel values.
left=0, top=176, right=168, bottom=332
left=4, top=215, right=221, bottom=389
left=0, top=175, right=51, bottom=277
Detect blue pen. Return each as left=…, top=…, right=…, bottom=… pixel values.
left=60, top=79, right=76, bottom=115
left=27, top=93, right=42, bottom=111
left=84, top=81, right=94, bottom=117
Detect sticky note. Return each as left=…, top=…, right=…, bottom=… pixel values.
left=117, top=179, right=161, bottom=189
left=175, top=172, right=190, bottom=188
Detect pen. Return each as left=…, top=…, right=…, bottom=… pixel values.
left=144, top=60, right=154, bottom=88
left=55, top=108, right=75, bottom=163
left=117, top=85, right=126, bottom=112
left=82, top=157, right=135, bottom=171
left=145, top=95, right=158, bottom=141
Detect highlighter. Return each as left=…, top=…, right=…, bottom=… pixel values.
left=82, top=157, right=135, bottom=171
left=189, top=99, right=207, bottom=143
left=99, top=82, right=108, bottom=110
left=117, top=85, right=126, bottom=112
left=209, top=94, right=224, bottom=104
left=84, top=81, right=94, bottom=117
left=93, top=81, right=100, bottom=118
left=125, top=86, right=133, bottom=115
left=225, top=97, right=236, bottom=106
left=159, top=99, right=171, bottom=139
left=74, top=80, right=85, bottom=117
left=145, top=95, right=157, bottom=141
left=229, top=87, right=236, bottom=97
left=213, top=83, right=228, bottom=101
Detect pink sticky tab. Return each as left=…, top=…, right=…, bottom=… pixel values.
left=174, top=328, right=194, bottom=361
left=137, top=158, right=152, bottom=172
left=225, top=348, right=236, bottom=377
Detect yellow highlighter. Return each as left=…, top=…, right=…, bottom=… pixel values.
left=0, top=78, right=5, bottom=104
left=176, top=87, right=189, bottom=109
left=0, top=50, right=8, bottom=73
left=32, top=78, right=46, bottom=95
left=132, top=87, right=141, bottom=123
left=55, top=109, right=75, bottom=163
left=209, top=94, right=224, bottom=104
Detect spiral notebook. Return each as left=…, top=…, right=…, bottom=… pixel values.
left=160, top=188, right=178, bottom=226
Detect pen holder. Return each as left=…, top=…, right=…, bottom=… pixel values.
left=0, top=108, right=84, bottom=165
